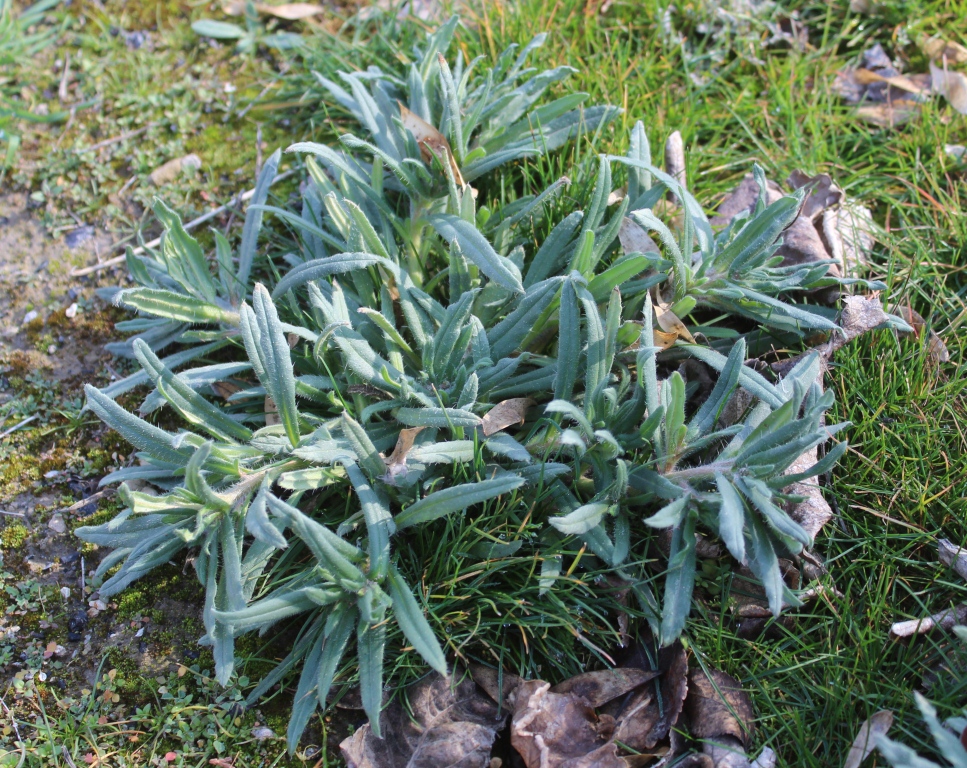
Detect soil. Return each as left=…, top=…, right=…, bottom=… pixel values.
left=0, top=192, right=213, bottom=740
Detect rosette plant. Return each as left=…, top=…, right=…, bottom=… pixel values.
left=79, top=21, right=901, bottom=752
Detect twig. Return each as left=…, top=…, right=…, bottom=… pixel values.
left=58, top=53, right=70, bottom=103
left=939, top=539, right=967, bottom=582
left=0, top=510, right=26, bottom=518
left=75, top=125, right=152, bottom=154
left=0, top=694, right=25, bottom=768
left=58, top=488, right=115, bottom=515
left=71, top=169, right=297, bottom=277
left=890, top=603, right=967, bottom=639
left=61, top=746, right=78, bottom=768
left=80, top=556, right=86, bottom=596
left=0, top=414, right=39, bottom=438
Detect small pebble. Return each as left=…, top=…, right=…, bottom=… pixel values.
left=22, top=310, right=38, bottom=324
left=65, top=303, right=78, bottom=319
left=66, top=632, right=82, bottom=642
left=251, top=726, right=275, bottom=741
left=60, top=587, right=70, bottom=599
left=67, top=611, right=88, bottom=633
left=47, top=515, right=66, bottom=534
left=64, top=225, right=95, bottom=249
left=47, top=344, right=56, bottom=355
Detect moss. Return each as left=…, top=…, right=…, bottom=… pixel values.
left=0, top=523, right=29, bottom=550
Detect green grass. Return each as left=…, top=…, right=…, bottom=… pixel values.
left=4, top=0, right=967, bottom=765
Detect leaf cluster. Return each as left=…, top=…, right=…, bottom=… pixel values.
left=80, top=17, right=896, bottom=752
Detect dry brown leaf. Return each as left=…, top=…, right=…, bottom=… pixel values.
left=855, top=102, right=921, bottom=128
left=256, top=3, right=324, bottom=19
left=510, top=681, right=625, bottom=768
left=653, top=298, right=695, bottom=343
left=482, top=398, right=535, bottom=437
left=603, top=641, right=689, bottom=752
left=939, top=539, right=967, bottom=582
left=843, top=711, right=893, bottom=768
left=264, top=396, right=280, bottom=427
left=822, top=202, right=874, bottom=276
left=211, top=381, right=243, bottom=400
left=149, top=154, right=201, bottom=186
left=930, top=61, right=967, bottom=114
left=890, top=604, right=967, bottom=639
left=685, top=669, right=754, bottom=749
left=684, top=668, right=756, bottom=767
left=618, top=217, right=660, bottom=255
left=340, top=671, right=504, bottom=768
left=922, top=37, right=967, bottom=65
left=895, top=305, right=950, bottom=365
left=787, top=170, right=844, bottom=220
left=470, top=664, right=524, bottom=710
left=653, top=329, right=680, bottom=351
left=384, top=427, right=424, bottom=467
left=709, top=173, right=783, bottom=229
left=224, top=1, right=324, bottom=18
left=399, top=103, right=466, bottom=185
left=852, top=68, right=932, bottom=98
left=549, top=669, right=660, bottom=708
left=664, top=131, right=686, bottom=193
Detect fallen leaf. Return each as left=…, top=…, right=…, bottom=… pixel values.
left=604, top=641, right=689, bottom=751
left=264, top=396, right=280, bottom=426
left=470, top=664, right=524, bottom=710
left=922, top=37, right=967, bottom=65
left=399, top=103, right=465, bottom=185
left=895, top=306, right=950, bottom=365
left=224, top=1, right=324, bottom=18
left=665, top=131, right=686, bottom=203
left=618, top=217, right=660, bottom=255
left=751, top=747, right=777, bottom=768
left=382, top=426, right=424, bottom=474
left=709, top=173, right=783, bottom=229
left=149, top=154, right=202, bottom=186
left=855, top=102, right=921, bottom=128
left=255, top=3, right=324, bottom=19
left=211, top=380, right=243, bottom=400
left=775, top=215, right=839, bottom=275
left=653, top=329, right=680, bottom=351
left=550, top=668, right=660, bottom=708
left=852, top=68, right=932, bottom=99
left=653, top=297, right=695, bottom=344
left=890, top=604, right=967, bottom=639
left=822, top=201, right=874, bottom=276
left=930, top=61, right=967, bottom=114
left=685, top=668, right=755, bottom=768
left=787, top=170, right=844, bottom=220
left=340, top=671, right=504, bottom=768
left=939, top=539, right=967, bottom=582
left=843, top=711, right=893, bottom=768
left=510, top=680, right=625, bottom=768
left=482, top=398, right=535, bottom=437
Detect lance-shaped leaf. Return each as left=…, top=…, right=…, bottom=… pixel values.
left=152, top=199, right=218, bottom=303
left=264, top=493, right=366, bottom=589
left=555, top=277, right=580, bottom=401
left=341, top=414, right=388, bottom=481
left=343, top=462, right=395, bottom=580
left=133, top=340, right=252, bottom=443
left=119, top=288, right=239, bottom=325
left=245, top=479, right=288, bottom=550
left=271, top=252, right=397, bottom=299
left=660, top=513, right=697, bottom=646
left=487, top=276, right=563, bottom=360
left=84, top=384, right=193, bottom=467
left=386, top=565, right=447, bottom=675
left=357, top=616, right=387, bottom=738
left=236, top=149, right=281, bottom=298
left=549, top=502, right=612, bottom=535
left=429, top=214, right=524, bottom=294
left=395, top=475, right=526, bottom=530
left=240, top=284, right=300, bottom=447
left=396, top=407, right=482, bottom=429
